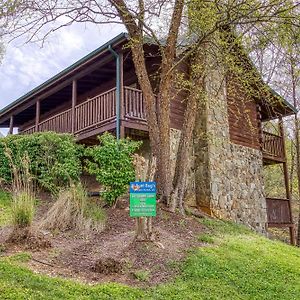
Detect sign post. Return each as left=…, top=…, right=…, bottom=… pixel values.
left=129, top=182, right=156, bottom=217
left=129, top=182, right=156, bottom=240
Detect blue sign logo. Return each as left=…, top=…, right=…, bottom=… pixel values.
left=130, top=182, right=156, bottom=193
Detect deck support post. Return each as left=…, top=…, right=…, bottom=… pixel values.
left=8, top=115, right=14, bottom=135
left=72, top=80, right=77, bottom=134
left=279, top=118, right=296, bottom=245
left=108, top=45, right=123, bottom=141
left=35, top=100, right=40, bottom=132
left=119, top=52, right=125, bottom=138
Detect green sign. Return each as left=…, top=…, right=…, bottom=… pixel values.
left=129, top=182, right=156, bottom=217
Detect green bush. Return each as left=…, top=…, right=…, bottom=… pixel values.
left=85, top=133, right=141, bottom=206
left=0, top=132, right=83, bottom=194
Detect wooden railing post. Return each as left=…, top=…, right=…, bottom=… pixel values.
left=35, top=99, right=40, bottom=132
left=72, top=80, right=77, bottom=134
left=119, top=53, right=125, bottom=138
left=279, top=117, right=296, bottom=245
left=8, top=115, right=14, bottom=135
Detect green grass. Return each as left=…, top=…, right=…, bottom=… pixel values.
left=198, top=233, right=215, bottom=244
left=133, top=270, right=150, bottom=282
left=85, top=201, right=106, bottom=223
left=0, top=190, right=12, bottom=226
left=1, top=218, right=300, bottom=299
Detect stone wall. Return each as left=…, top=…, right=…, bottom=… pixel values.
left=209, top=143, right=267, bottom=233
left=194, top=57, right=267, bottom=233
left=139, top=64, right=267, bottom=233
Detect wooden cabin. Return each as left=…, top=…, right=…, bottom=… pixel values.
left=0, top=33, right=297, bottom=243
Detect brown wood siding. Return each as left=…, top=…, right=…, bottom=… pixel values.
left=170, top=60, right=189, bottom=130
left=170, top=94, right=186, bottom=130
left=227, top=74, right=261, bottom=150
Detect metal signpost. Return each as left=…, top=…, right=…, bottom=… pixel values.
left=129, top=182, right=156, bottom=217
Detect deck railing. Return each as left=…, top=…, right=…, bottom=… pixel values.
left=124, top=86, right=146, bottom=120
left=266, top=197, right=292, bottom=225
left=38, top=109, right=72, bottom=133
left=22, top=125, right=36, bottom=135
left=21, top=86, right=147, bottom=135
left=262, top=131, right=285, bottom=161
left=75, top=87, right=116, bottom=133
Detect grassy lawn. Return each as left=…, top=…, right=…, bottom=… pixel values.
left=0, top=190, right=11, bottom=226
left=1, top=214, right=300, bottom=299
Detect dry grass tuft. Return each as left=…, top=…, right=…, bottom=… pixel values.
left=40, top=183, right=105, bottom=234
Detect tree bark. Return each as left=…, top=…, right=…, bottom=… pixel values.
left=170, top=50, right=206, bottom=212
left=155, top=0, right=185, bottom=204
left=110, top=0, right=184, bottom=204
left=290, top=141, right=295, bottom=197
left=289, top=60, right=300, bottom=246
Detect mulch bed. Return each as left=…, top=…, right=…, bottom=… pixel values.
left=0, top=198, right=207, bottom=286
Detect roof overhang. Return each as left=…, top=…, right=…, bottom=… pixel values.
left=0, top=32, right=129, bottom=126
left=222, top=28, right=297, bottom=120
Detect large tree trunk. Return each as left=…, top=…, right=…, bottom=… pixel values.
left=290, top=141, right=295, bottom=197
left=289, top=61, right=300, bottom=246
left=111, top=0, right=184, bottom=203
left=170, top=51, right=206, bottom=212
left=294, top=115, right=300, bottom=246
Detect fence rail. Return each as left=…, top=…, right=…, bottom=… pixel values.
left=22, top=125, right=36, bottom=135
left=38, top=109, right=72, bottom=133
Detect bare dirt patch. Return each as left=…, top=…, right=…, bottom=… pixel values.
left=6, top=227, right=51, bottom=251
left=1, top=199, right=206, bottom=286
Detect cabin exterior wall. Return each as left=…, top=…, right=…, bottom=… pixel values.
left=227, top=73, right=261, bottom=149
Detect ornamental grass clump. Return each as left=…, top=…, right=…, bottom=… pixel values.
left=2, top=150, right=39, bottom=244
left=41, top=183, right=105, bottom=234
left=12, top=192, right=35, bottom=229
left=8, top=152, right=36, bottom=230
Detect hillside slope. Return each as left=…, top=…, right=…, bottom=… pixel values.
left=1, top=218, right=300, bottom=299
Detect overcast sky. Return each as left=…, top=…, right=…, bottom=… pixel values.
left=0, top=23, right=124, bottom=134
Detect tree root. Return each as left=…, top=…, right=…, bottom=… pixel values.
left=185, top=206, right=215, bottom=219
left=32, top=257, right=54, bottom=267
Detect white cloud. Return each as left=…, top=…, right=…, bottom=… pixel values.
left=0, top=23, right=124, bottom=112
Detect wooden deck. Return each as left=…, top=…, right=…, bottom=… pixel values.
left=21, top=86, right=147, bottom=140
left=263, top=129, right=295, bottom=244
left=262, top=131, right=285, bottom=164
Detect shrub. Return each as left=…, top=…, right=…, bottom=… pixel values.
left=85, top=133, right=142, bottom=206
left=41, top=183, right=105, bottom=233
left=0, top=132, right=83, bottom=194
